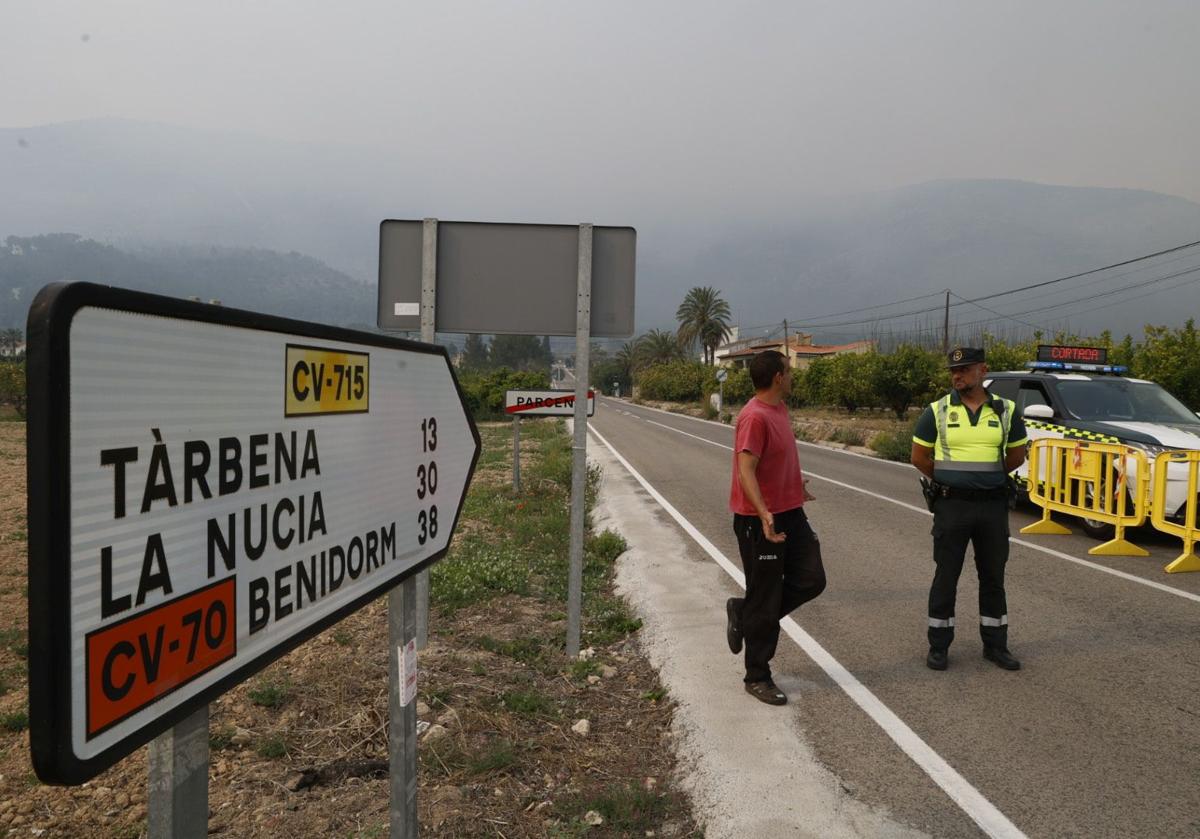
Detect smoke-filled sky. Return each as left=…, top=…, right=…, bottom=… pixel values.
left=4, top=0, right=1199, bottom=218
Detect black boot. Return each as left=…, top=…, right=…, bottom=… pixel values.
left=983, top=647, right=1021, bottom=670
left=926, top=648, right=948, bottom=670
left=725, top=597, right=744, bottom=654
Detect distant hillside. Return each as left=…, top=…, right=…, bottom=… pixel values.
left=4, top=119, right=1200, bottom=338
left=647, top=180, right=1200, bottom=339
left=0, top=234, right=375, bottom=330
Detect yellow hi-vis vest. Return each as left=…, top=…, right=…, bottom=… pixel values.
left=932, top=393, right=1015, bottom=485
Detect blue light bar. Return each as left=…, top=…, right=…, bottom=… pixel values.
left=1025, top=361, right=1128, bottom=374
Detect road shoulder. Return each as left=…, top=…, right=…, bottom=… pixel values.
left=589, top=435, right=930, bottom=839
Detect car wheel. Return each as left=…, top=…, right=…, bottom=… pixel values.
left=1076, top=472, right=1126, bottom=541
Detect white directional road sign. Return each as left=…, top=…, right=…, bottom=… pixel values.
left=25, top=283, right=480, bottom=784
left=505, top=389, right=595, bottom=417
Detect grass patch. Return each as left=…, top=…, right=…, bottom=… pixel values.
left=467, top=739, right=517, bottom=775
left=585, top=595, right=643, bottom=645
left=0, top=627, right=26, bottom=659
left=1, top=710, right=29, bottom=732
left=827, top=426, right=868, bottom=446
left=562, top=782, right=666, bottom=833
left=500, top=689, right=555, bottom=717
left=641, top=687, right=667, bottom=703
left=256, top=735, right=288, bottom=759
left=869, top=419, right=918, bottom=462
left=247, top=678, right=290, bottom=709
left=424, top=685, right=453, bottom=707
left=569, top=658, right=599, bottom=681
left=476, top=634, right=547, bottom=665
left=209, top=725, right=236, bottom=751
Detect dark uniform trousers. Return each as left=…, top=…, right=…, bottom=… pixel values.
left=733, top=507, right=827, bottom=683
left=928, top=494, right=1009, bottom=651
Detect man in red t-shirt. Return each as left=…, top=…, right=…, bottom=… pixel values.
left=727, top=350, right=825, bottom=705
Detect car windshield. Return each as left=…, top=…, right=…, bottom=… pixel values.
left=1057, top=379, right=1200, bottom=425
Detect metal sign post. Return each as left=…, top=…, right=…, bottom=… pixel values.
left=387, top=217, right=439, bottom=837
left=513, top=416, right=521, bottom=493
left=566, top=224, right=593, bottom=658
left=147, top=705, right=208, bottom=839
left=414, top=218, right=437, bottom=652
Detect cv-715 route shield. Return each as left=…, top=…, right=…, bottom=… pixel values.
left=25, top=283, right=480, bottom=784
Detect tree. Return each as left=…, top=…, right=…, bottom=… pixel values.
left=460, top=333, right=491, bottom=371
left=871, top=346, right=940, bottom=419
left=823, top=352, right=879, bottom=413
left=634, top=329, right=687, bottom=369
left=0, top=328, right=21, bottom=358
left=675, top=286, right=732, bottom=366
left=1136, top=319, right=1200, bottom=410
left=490, top=334, right=548, bottom=372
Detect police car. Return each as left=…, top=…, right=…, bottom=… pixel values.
left=985, top=345, right=1200, bottom=538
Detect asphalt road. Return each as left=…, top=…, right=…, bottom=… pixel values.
left=588, top=396, right=1200, bottom=839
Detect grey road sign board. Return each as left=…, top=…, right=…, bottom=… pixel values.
left=378, top=221, right=635, bottom=336
left=25, top=282, right=480, bottom=784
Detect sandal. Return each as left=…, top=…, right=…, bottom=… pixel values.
left=745, top=679, right=787, bottom=706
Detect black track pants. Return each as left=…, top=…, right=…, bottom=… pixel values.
left=733, top=507, right=827, bottom=683
left=927, top=496, right=1010, bottom=652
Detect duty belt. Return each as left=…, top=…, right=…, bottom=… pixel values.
left=934, top=485, right=1008, bottom=502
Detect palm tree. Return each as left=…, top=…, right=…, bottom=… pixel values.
left=616, top=340, right=638, bottom=378
left=634, top=329, right=686, bottom=369
left=675, top=286, right=732, bottom=365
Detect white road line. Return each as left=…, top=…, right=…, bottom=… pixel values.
left=589, top=425, right=1027, bottom=839
left=613, top=401, right=1200, bottom=604
left=604, top=396, right=912, bottom=468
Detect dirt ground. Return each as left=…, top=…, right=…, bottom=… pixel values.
left=0, top=421, right=699, bottom=838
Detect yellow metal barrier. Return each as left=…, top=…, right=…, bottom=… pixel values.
left=1152, top=450, right=1200, bottom=573
left=1020, top=438, right=1150, bottom=556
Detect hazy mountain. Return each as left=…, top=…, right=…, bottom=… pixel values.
left=657, top=180, right=1200, bottom=341
left=0, top=234, right=374, bottom=329
left=3, top=119, right=1199, bottom=341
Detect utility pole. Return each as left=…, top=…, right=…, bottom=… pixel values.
left=782, top=319, right=790, bottom=367
left=942, top=290, right=950, bottom=356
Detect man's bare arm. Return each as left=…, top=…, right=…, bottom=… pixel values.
left=911, top=443, right=935, bottom=480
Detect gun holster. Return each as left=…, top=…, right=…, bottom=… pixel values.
left=919, top=477, right=940, bottom=513
left=1005, top=476, right=1019, bottom=510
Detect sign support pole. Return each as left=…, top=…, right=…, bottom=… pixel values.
left=389, top=579, right=418, bottom=839
left=416, top=218, right=437, bottom=650
left=566, top=223, right=593, bottom=658
left=513, top=416, right=521, bottom=492
left=387, top=217, right=436, bottom=837
left=147, top=704, right=209, bottom=839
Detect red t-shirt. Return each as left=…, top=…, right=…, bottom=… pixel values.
left=729, top=396, right=805, bottom=515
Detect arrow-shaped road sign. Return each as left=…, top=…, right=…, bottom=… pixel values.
left=25, top=283, right=480, bottom=784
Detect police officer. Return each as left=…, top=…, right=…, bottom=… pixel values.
left=911, top=347, right=1027, bottom=671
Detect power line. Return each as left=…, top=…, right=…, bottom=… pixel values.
left=740, top=237, right=1200, bottom=332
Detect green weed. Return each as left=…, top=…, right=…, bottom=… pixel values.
left=256, top=735, right=287, bottom=759
left=468, top=739, right=517, bottom=774
left=1, top=710, right=29, bottom=732
left=247, top=678, right=290, bottom=709
left=501, top=689, right=554, bottom=717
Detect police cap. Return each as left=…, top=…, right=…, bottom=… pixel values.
left=947, top=347, right=985, bottom=368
